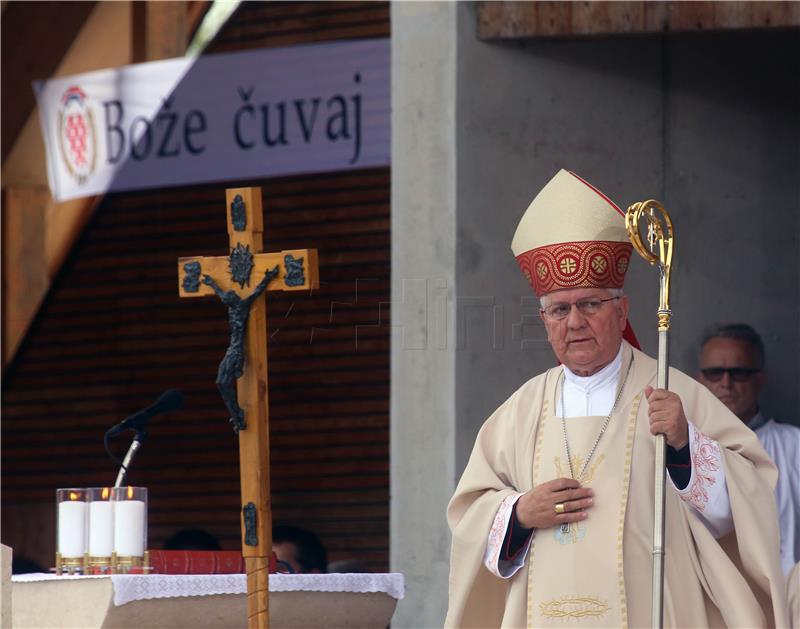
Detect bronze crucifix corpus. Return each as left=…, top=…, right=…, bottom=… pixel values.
left=177, top=187, right=319, bottom=628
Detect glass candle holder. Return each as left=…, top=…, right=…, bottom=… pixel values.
left=56, top=488, right=88, bottom=572
left=87, top=487, right=114, bottom=572
left=112, top=486, right=147, bottom=567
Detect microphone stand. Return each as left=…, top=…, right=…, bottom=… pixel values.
left=108, top=428, right=148, bottom=488
left=114, top=436, right=141, bottom=488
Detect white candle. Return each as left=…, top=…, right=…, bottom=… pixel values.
left=58, top=500, right=87, bottom=557
left=89, top=501, right=114, bottom=556
left=114, top=500, right=145, bottom=556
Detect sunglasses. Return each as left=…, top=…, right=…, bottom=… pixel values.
left=700, top=367, right=761, bottom=382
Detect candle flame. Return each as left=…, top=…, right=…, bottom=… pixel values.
left=127, top=486, right=134, bottom=499
left=102, top=487, right=110, bottom=500
left=69, top=491, right=79, bottom=500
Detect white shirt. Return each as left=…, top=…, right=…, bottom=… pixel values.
left=557, top=345, right=622, bottom=417
left=749, top=412, right=800, bottom=575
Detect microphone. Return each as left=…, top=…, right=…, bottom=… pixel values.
left=106, top=389, right=184, bottom=440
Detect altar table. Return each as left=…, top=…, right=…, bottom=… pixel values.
left=11, top=572, right=404, bottom=628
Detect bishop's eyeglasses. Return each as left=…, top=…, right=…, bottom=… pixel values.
left=540, top=296, right=620, bottom=321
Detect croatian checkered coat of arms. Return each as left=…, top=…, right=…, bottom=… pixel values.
left=58, top=86, right=97, bottom=184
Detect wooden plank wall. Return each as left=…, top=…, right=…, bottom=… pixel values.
left=209, top=1, right=389, bottom=51
left=1, top=1, right=390, bottom=572
left=478, top=1, right=800, bottom=39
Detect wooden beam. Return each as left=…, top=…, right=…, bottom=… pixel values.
left=477, top=1, right=800, bottom=40
left=2, top=186, right=50, bottom=367
left=132, top=0, right=188, bottom=63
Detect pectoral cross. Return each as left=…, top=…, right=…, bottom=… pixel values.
left=177, top=187, right=319, bottom=629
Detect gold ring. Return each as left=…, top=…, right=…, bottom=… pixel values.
left=554, top=502, right=566, bottom=514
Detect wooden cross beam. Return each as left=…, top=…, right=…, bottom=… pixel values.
left=177, top=187, right=319, bottom=629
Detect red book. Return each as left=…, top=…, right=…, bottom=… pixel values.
left=148, top=551, right=278, bottom=574
left=149, top=550, right=244, bottom=574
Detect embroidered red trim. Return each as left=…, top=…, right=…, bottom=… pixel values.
left=685, top=428, right=721, bottom=513
left=485, top=494, right=519, bottom=574
left=567, top=171, right=625, bottom=218
left=515, top=241, right=632, bottom=296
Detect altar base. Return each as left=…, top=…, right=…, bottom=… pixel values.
left=11, top=573, right=402, bottom=628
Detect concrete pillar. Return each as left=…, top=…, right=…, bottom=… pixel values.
left=1, top=544, right=11, bottom=629
left=390, top=3, right=458, bottom=627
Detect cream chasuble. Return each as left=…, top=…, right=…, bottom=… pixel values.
left=525, top=370, right=641, bottom=627
left=446, top=342, right=789, bottom=629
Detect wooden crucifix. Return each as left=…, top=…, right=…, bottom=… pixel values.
left=177, top=187, right=319, bottom=629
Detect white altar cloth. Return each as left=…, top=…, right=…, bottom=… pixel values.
left=12, top=572, right=404, bottom=628
left=13, top=572, right=404, bottom=606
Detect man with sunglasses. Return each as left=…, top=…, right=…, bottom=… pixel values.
left=446, top=170, right=787, bottom=628
left=699, top=324, right=800, bottom=575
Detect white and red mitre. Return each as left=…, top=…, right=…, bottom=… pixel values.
left=511, top=169, right=632, bottom=297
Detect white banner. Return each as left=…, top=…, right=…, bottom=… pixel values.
left=34, top=39, right=390, bottom=202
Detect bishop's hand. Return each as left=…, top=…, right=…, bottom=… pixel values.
left=645, top=385, right=689, bottom=449
left=515, top=477, right=594, bottom=530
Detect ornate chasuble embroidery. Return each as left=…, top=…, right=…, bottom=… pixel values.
left=553, top=451, right=606, bottom=546
left=526, top=369, right=642, bottom=628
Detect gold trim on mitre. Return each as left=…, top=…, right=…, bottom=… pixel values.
left=511, top=170, right=632, bottom=297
